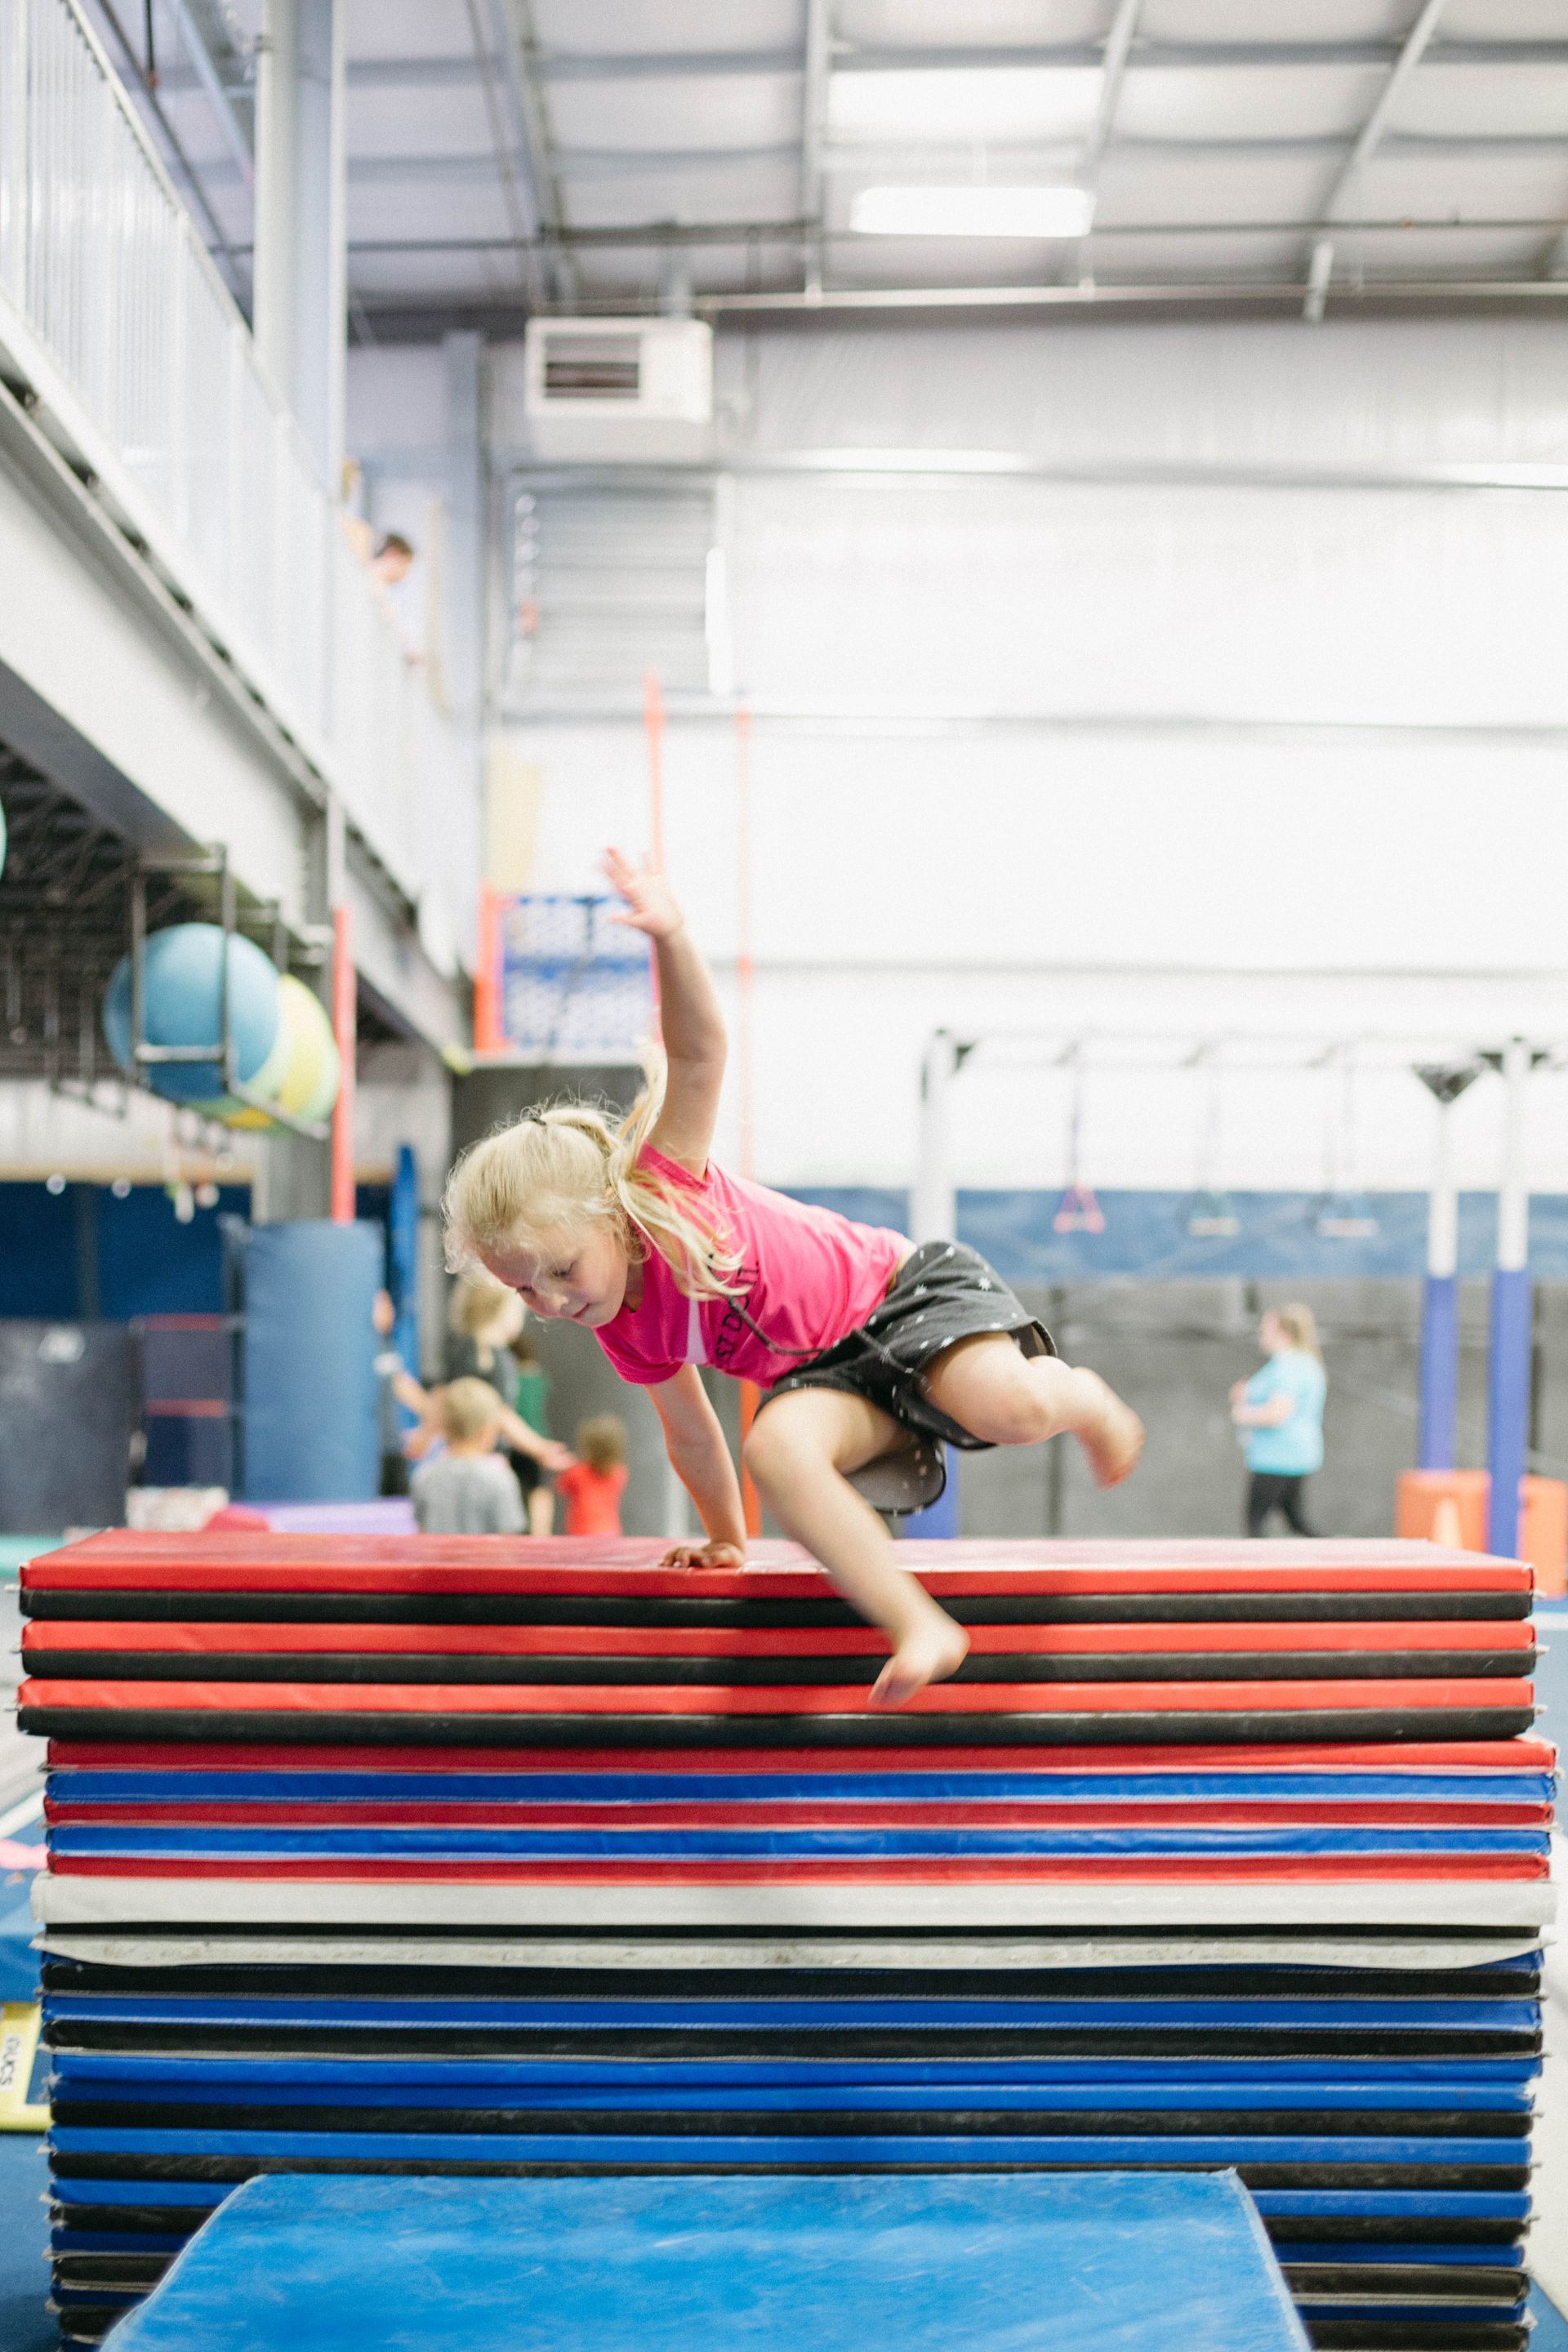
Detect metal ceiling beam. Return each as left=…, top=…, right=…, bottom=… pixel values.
left=474, top=0, right=577, bottom=302
left=692, top=275, right=1568, bottom=317
left=165, top=0, right=255, bottom=187
left=134, top=35, right=1559, bottom=98
left=1305, top=0, right=1450, bottom=319
left=332, top=215, right=1563, bottom=258
left=178, top=127, right=1568, bottom=198
left=546, top=130, right=1568, bottom=179
left=800, top=0, right=833, bottom=298
left=529, top=38, right=1568, bottom=77
left=1080, top=0, right=1142, bottom=199
left=1324, top=0, right=1451, bottom=219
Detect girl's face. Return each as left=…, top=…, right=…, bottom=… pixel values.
left=1260, top=1312, right=1285, bottom=1353
left=485, top=1222, right=632, bottom=1328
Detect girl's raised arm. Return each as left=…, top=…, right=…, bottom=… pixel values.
left=604, top=848, right=726, bottom=1174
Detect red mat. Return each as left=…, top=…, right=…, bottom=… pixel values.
left=20, top=1619, right=1535, bottom=1658
left=18, top=1673, right=1536, bottom=1717
left=48, top=1737, right=1557, bottom=1772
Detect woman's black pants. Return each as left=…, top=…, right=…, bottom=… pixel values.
left=1246, top=1472, right=1316, bottom=1537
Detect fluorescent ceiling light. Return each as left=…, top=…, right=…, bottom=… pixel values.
left=828, top=67, right=1100, bottom=145
left=851, top=185, right=1095, bottom=238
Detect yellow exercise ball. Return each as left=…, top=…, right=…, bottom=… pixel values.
left=220, top=976, right=341, bottom=1130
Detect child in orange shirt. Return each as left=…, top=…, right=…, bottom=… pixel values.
left=556, top=1414, right=629, bottom=1536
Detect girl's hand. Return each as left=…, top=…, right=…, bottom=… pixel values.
left=604, top=847, right=684, bottom=940
left=660, top=1539, right=747, bottom=1572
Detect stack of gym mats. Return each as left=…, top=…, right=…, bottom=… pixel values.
left=17, top=1532, right=1558, bottom=2352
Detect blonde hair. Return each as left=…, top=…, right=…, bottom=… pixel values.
left=439, top=1376, right=505, bottom=1445
left=1271, top=1302, right=1322, bottom=1361
left=443, top=1060, right=742, bottom=1303
left=450, top=1273, right=521, bottom=1340
left=577, top=1413, right=628, bottom=1472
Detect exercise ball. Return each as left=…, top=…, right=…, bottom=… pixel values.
left=283, top=977, right=341, bottom=1124
left=103, top=924, right=282, bottom=1106
left=225, top=975, right=339, bottom=1129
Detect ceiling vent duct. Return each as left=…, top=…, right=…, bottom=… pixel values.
left=523, top=318, right=714, bottom=461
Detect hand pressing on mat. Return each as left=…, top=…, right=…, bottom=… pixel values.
left=661, top=1538, right=748, bottom=1572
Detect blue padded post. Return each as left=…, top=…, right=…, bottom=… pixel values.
left=240, top=1220, right=381, bottom=1501
left=1487, top=1267, right=1531, bottom=1558
left=1418, top=1275, right=1459, bottom=1472
left=389, top=1143, right=421, bottom=1402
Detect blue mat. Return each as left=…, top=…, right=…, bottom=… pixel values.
left=47, top=1824, right=1551, bottom=1855
left=41, top=1992, right=1544, bottom=2027
left=100, top=2169, right=1310, bottom=2352
left=48, top=1768, right=1558, bottom=1802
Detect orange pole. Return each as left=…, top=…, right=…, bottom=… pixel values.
left=329, top=902, right=356, bottom=1224
left=473, top=884, right=502, bottom=1053
left=734, top=701, right=762, bottom=1536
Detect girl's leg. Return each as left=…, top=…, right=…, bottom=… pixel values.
left=1279, top=1477, right=1316, bottom=1538
left=1245, top=1474, right=1273, bottom=1538
left=528, top=1483, right=555, bottom=1538
left=920, top=1334, right=1143, bottom=1487
left=743, top=1388, right=970, bottom=1710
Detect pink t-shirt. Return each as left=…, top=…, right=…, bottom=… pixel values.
left=595, top=1147, right=906, bottom=1389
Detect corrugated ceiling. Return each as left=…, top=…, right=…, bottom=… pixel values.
left=76, top=0, right=1568, bottom=332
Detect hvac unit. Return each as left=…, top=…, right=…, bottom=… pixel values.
left=522, top=317, right=714, bottom=459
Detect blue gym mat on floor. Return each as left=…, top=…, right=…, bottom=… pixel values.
left=99, top=2169, right=1311, bottom=2352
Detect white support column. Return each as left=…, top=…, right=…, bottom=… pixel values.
left=913, top=1031, right=962, bottom=1244
left=254, top=0, right=346, bottom=488
left=443, top=332, right=487, bottom=737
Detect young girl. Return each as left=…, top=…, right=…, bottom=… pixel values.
left=443, top=849, right=1144, bottom=1707
left=557, top=1414, right=630, bottom=1538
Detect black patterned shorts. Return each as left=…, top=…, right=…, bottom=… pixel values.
left=757, top=1240, right=1054, bottom=1459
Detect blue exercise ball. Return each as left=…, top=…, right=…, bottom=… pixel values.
left=103, top=924, right=282, bottom=1105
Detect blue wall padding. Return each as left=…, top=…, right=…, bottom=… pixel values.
left=797, top=1188, right=1568, bottom=1283
left=101, top=2171, right=1309, bottom=2352
left=239, top=1223, right=381, bottom=1502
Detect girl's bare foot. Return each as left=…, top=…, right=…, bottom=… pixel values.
left=1076, top=1374, right=1145, bottom=1489
left=868, top=1612, right=971, bottom=1711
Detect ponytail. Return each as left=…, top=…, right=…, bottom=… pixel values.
left=443, top=1054, right=743, bottom=1302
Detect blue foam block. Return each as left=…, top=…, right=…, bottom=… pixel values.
left=102, top=2170, right=1310, bottom=2352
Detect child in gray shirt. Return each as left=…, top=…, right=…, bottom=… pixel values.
left=411, top=1378, right=528, bottom=1535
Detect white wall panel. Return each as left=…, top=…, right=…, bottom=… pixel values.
left=347, top=314, right=1568, bottom=1201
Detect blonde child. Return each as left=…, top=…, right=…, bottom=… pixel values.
left=410, top=1379, right=528, bottom=1535
left=556, top=1414, right=630, bottom=1537
left=443, top=848, right=1144, bottom=1707
left=440, top=1273, right=570, bottom=1535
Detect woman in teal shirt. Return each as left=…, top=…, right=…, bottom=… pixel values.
left=1231, top=1303, right=1327, bottom=1537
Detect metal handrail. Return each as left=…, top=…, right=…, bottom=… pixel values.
left=0, top=0, right=470, bottom=944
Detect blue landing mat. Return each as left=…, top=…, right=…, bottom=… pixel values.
left=100, top=2169, right=1311, bottom=2352
left=49, top=1769, right=1558, bottom=1802
left=46, top=1824, right=1552, bottom=1855
left=46, top=2071, right=1536, bottom=2113
left=40, top=1993, right=1544, bottom=2027
left=47, top=2127, right=1531, bottom=2163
